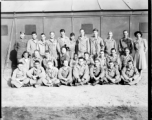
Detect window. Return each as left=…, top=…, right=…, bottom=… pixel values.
left=2, top=25, right=8, bottom=36
left=139, top=22, right=148, bottom=33
left=81, top=24, right=93, bottom=34
left=25, top=25, right=36, bottom=35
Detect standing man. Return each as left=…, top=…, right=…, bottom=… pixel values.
left=37, top=33, right=46, bottom=58
left=27, top=32, right=38, bottom=57
left=77, top=29, right=90, bottom=57
left=73, top=57, right=90, bottom=86
left=57, top=29, right=70, bottom=53
left=118, top=30, right=133, bottom=55
left=104, top=31, right=117, bottom=56
left=45, top=31, right=60, bottom=60
left=90, top=28, right=104, bottom=59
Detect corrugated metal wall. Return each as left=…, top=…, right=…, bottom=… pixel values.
left=1, top=12, right=148, bottom=69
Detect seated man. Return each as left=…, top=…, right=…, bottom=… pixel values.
left=90, top=58, right=107, bottom=86
left=121, top=60, right=141, bottom=85
left=107, top=48, right=121, bottom=70
left=69, top=53, right=78, bottom=68
left=73, top=57, right=90, bottom=86
left=11, top=62, right=29, bottom=88
left=121, top=47, right=133, bottom=69
left=97, top=50, right=107, bottom=70
left=42, top=50, right=58, bottom=70
left=84, top=52, right=94, bottom=68
left=58, top=59, right=72, bottom=86
left=105, top=61, right=121, bottom=84
left=59, top=47, right=70, bottom=68
left=30, top=50, right=43, bottom=68
left=45, top=60, right=60, bottom=87
left=27, top=60, right=47, bottom=87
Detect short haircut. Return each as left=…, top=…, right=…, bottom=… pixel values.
left=134, top=31, right=142, bottom=37
left=47, top=60, right=53, bottom=64
left=95, top=58, right=100, bottom=62
left=70, top=32, right=75, bottom=37
left=80, top=28, right=84, bottom=31
left=128, top=60, right=133, bottom=64
left=93, top=28, right=98, bottom=32
left=34, top=50, right=40, bottom=53
left=22, top=51, right=30, bottom=58
left=32, top=31, right=37, bottom=35
left=111, top=48, right=116, bottom=51
left=61, top=46, right=67, bottom=51
left=45, top=50, right=50, bottom=53
left=100, top=50, right=104, bottom=53
left=78, top=57, right=84, bottom=60
left=84, top=52, right=90, bottom=55
left=124, top=47, right=130, bottom=51
left=41, top=33, right=45, bottom=36
left=74, top=53, right=78, bottom=56
left=34, top=60, right=40, bottom=64
left=109, top=61, right=113, bottom=64
left=63, top=59, right=69, bottom=62
left=17, top=62, right=23, bottom=65
left=50, top=31, right=55, bottom=34
left=123, top=30, right=128, bottom=33
left=60, top=29, right=65, bottom=33
left=20, top=31, right=25, bottom=34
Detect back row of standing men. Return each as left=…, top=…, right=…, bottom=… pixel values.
left=11, top=28, right=147, bottom=88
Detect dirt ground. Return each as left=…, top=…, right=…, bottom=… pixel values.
left=2, top=69, right=148, bottom=120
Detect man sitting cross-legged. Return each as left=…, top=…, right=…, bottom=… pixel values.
left=27, top=60, right=47, bottom=88
left=45, top=60, right=60, bottom=87
left=58, top=59, right=73, bottom=86
left=90, top=58, right=107, bottom=86
left=105, top=61, right=121, bottom=84
left=11, top=62, right=29, bottom=88
left=121, top=60, right=141, bottom=85
left=73, top=57, right=90, bottom=86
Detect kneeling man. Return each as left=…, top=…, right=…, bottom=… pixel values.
left=58, top=59, right=73, bottom=86
left=106, top=61, right=121, bottom=84
left=73, top=57, right=90, bottom=85
left=121, top=60, right=141, bottom=85
left=11, top=62, right=29, bottom=88
left=90, top=58, right=107, bottom=86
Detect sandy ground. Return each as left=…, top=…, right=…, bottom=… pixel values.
left=2, top=69, right=148, bottom=120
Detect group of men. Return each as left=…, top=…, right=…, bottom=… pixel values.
left=11, top=28, right=141, bottom=88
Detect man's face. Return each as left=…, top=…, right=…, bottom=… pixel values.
left=95, top=60, right=100, bottom=66
left=24, top=53, right=28, bottom=59
left=128, top=62, right=133, bottom=68
left=41, top=35, right=46, bottom=41
left=35, top=63, right=40, bottom=69
left=48, top=62, right=53, bottom=68
left=100, top=51, right=104, bottom=57
left=93, top=31, right=98, bottom=36
left=32, top=34, right=37, bottom=40
left=60, top=32, right=65, bottom=36
left=111, top=50, right=116, bottom=56
left=63, top=60, right=68, bottom=67
left=123, top=31, right=128, bottom=37
left=74, top=54, right=78, bottom=60
left=34, top=51, right=40, bottom=57
left=79, top=59, right=84, bottom=66
left=109, top=62, right=114, bottom=68
left=108, top=32, right=113, bottom=38
left=70, top=35, right=75, bottom=40
left=125, top=49, right=130, bottom=55
left=61, top=48, right=66, bottom=54
left=84, top=54, right=89, bottom=60
left=50, top=32, right=55, bottom=39
left=80, top=30, right=85, bottom=36
left=20, top=33, right=25, bottom=39
left=18, top=64, right=23, bottom=71
left=45, top=52, right=50, bottom=58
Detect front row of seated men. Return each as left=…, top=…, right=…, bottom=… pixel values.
left=11, top=56, right=141, bottom=88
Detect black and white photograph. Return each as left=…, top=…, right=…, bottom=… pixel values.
left=1, top=0, right=149, bottom=119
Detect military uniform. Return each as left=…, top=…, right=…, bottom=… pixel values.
left=104, top=39, right=117, bottom=55
left=90, top=36, right=104, bottom=58
left=19, top=58, right=31, bottom=72
left=77, top=36, right=90, bottom=57
left=58, top=66, right=72, bottom=85
left=27, top=66, right=47, bottom=86
left=69, top=59, right=78, bottom=68
left=121, top=65, right=140, bottom=85
left=59, top=53, right=70, bottom=67
left=118, top=37, right=133, bottom=55
left=42, top=56, right=57, bottom=69
left=30, top=56, right=43, bottom=68
left=11, top=68, right=29, bottom=88
left=121, top=54, right=133, bottom=68
left=37, top=40, right=46, bottom=57
left=73, top=64, right=90, bottom=85
left=46, top=67, right=60, bottom=86
left=106, top=66, right=121, bottom=84
left=57, top=36, right=70, bottom=51
left=97, top=56, right=107, bottom=70
left=27, top=39, right=38, bottom=56
left=84, top=57, right=94, bottom=69
left=45, top=39, right=60, bottom=59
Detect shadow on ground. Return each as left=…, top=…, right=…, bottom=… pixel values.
left=2, top=106, right=147, bottom=120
